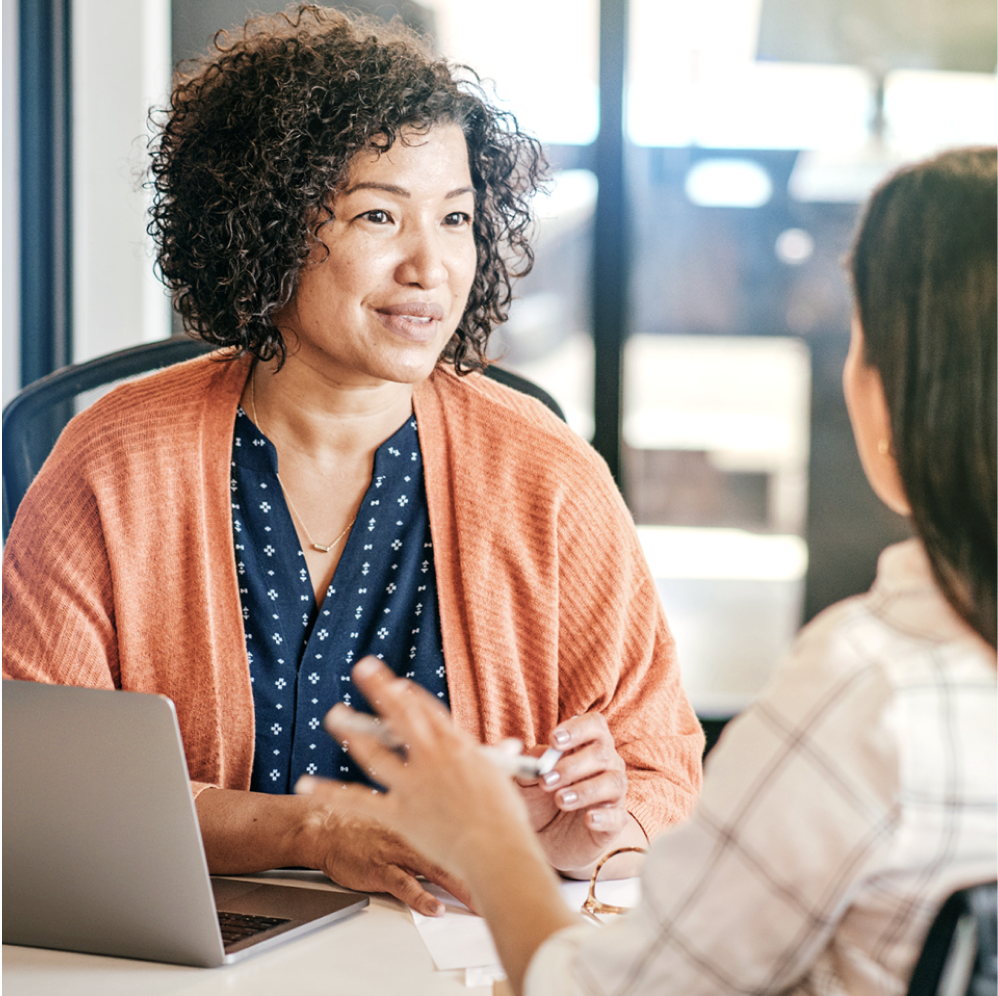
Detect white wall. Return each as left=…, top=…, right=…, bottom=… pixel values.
left=2, top=0, right=20, bottom=405
left=71, top=0, right=172, bottom=363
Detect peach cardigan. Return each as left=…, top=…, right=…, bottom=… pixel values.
left=2, top=353, right=702, bottom=835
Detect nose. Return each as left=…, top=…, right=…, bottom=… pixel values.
left=394, top=227, right=448, bottom=290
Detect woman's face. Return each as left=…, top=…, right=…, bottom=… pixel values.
left=275, top=123, right=477, bottom=388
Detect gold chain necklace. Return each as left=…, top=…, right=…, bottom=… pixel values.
left=250, top=367, right=355, bottom=554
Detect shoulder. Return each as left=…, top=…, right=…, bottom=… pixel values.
left=416, top=365, right=615, bottom=493
left=37, top=351, right=248, bottom=492
left=57, top=351, right=246, bottom=452
left=790, top=541, right=996, bottom=694
left=73, top=350, right=245, bottom=428
left=737, top=545, right=996, bottom=771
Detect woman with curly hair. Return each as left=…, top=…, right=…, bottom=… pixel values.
left=2, top=5, right=702, bottom=915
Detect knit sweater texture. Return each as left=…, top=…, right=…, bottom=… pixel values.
left=2, top=353, right=703, bottom=835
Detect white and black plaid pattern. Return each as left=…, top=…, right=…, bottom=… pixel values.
left=527, top=540, right=997, bottom=996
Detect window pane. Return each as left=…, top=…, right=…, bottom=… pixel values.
left=432, top=0, right=598, bottom=146
left=427, top=0, right=599, bottom=438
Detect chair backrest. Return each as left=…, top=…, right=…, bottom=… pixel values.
left=2, top=335, right=565, bottom=538
left=907, top=882, right=997, bottom=996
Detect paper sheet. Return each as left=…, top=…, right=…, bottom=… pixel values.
left=410, top=877, right=641, bottom=986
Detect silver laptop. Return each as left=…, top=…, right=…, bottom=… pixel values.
left=2, top=679, right=368, bottom=967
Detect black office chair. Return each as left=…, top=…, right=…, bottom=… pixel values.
left=907, top=882, right=997, bottom=996
left=2, top=335, right=566, bottom=538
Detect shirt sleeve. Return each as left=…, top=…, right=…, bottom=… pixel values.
left=2, top=421, right=121, bottom=691
left=2, top=417, right=222, bottom=797
left=525, top=613, right=900, bottom=995
left=551, top=452, right=705, bottom=836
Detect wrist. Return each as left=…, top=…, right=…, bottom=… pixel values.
left=290, top=797, right=342, bottom=871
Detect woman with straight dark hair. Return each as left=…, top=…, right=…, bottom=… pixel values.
left=298, top=147, right=997, bottom=994
left=850, top=146, right=996, bottom=648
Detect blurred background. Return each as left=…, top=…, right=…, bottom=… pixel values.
left=4, top=0, right=995, bottom=727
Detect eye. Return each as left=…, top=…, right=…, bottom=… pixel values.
left=443, top=211, right=472, bottom=227
left=360, top=209, right=392, bottom=224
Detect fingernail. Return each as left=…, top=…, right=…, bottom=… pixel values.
left=429, top=901, right=445, bottom=916
left=295, top=775, right=317, bottom=795
left=553, top=729, right=571, bottom=747
left=558, top=790, right=578, bottom=806
left=588, top=810, right=603, bottom=828
left=542, top=770, right=560, bottom=787
left=354, top=656, right=380, bottom=678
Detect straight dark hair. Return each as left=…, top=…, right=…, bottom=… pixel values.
left=850, top=146, right=997, bottom=647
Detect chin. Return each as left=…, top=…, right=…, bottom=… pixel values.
left=380, top=339, right=452, bottom=385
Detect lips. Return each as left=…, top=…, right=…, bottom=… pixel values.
left=375, top=301, right=446, bottom=342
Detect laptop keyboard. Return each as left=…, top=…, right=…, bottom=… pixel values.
left=217, top=909, right=291, bottom=946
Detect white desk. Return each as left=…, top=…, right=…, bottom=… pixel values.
left=3, top=872, right=490, bottom=995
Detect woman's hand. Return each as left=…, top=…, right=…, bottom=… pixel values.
left=194, top=782, right=471, bottom=918
left=295, top=657, right=539, bottom=884
left=295, top=656, right=579, bottom=996
left=517, top=712, right=647, bottom=878
left=307, top=808, right=475, bottom=917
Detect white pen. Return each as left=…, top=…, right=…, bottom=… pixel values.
left=324, top=709, right=563, bottom=780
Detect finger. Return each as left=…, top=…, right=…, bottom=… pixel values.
left=553, top=768, right=628, bottom=812
left=584, top=804, right=628, bottom=845
left=351, top=656, right=451, bottom=736
left=380, top=863, right=449, bottom=917
left=418, top=862, right=478, bottom=913
left=549, top=711, right=612, bottom=752
left=538, top=738, right=625, bottom=793
left=323, top=703, right=408, bottom=787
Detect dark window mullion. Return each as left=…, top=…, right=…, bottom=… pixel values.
left=591, top=0, right=629, bottom=491
left=19, top=0, right=72, bottom=388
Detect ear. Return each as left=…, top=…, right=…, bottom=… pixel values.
left=843, top=318, right=911, bottom=516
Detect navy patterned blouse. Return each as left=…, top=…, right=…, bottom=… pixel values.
left=229, top=407, right=448, bottom=793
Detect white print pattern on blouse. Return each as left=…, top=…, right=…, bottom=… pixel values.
left=234, top=408, right=446, bottom=792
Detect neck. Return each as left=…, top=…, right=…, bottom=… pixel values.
left=248, top=356, right=417, bottom=468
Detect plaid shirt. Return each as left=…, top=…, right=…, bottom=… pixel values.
left=527, top=540, right=997, bottom=996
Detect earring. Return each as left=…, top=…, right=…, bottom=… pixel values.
left=877, top=439, right=890, bottom=456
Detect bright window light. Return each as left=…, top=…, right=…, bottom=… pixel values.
left=628, top=0, right=871, bottom=149
left=636, top=525, right=808, bottom=581
left=684, top=158, right=773, bottom=208
left=429, top=0, right=599, bottom=146
left=885, top=70, right=998, bottom=155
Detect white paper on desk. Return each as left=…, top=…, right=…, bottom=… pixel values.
left=411, top=877, right=641, bottom=983
left=411, top=882, right=499, bottom=971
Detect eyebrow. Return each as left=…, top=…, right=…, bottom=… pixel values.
left=340, top=181, right=475, bottom=199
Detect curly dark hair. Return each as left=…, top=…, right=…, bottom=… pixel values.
left=148, top=3, right=546, bottom=371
